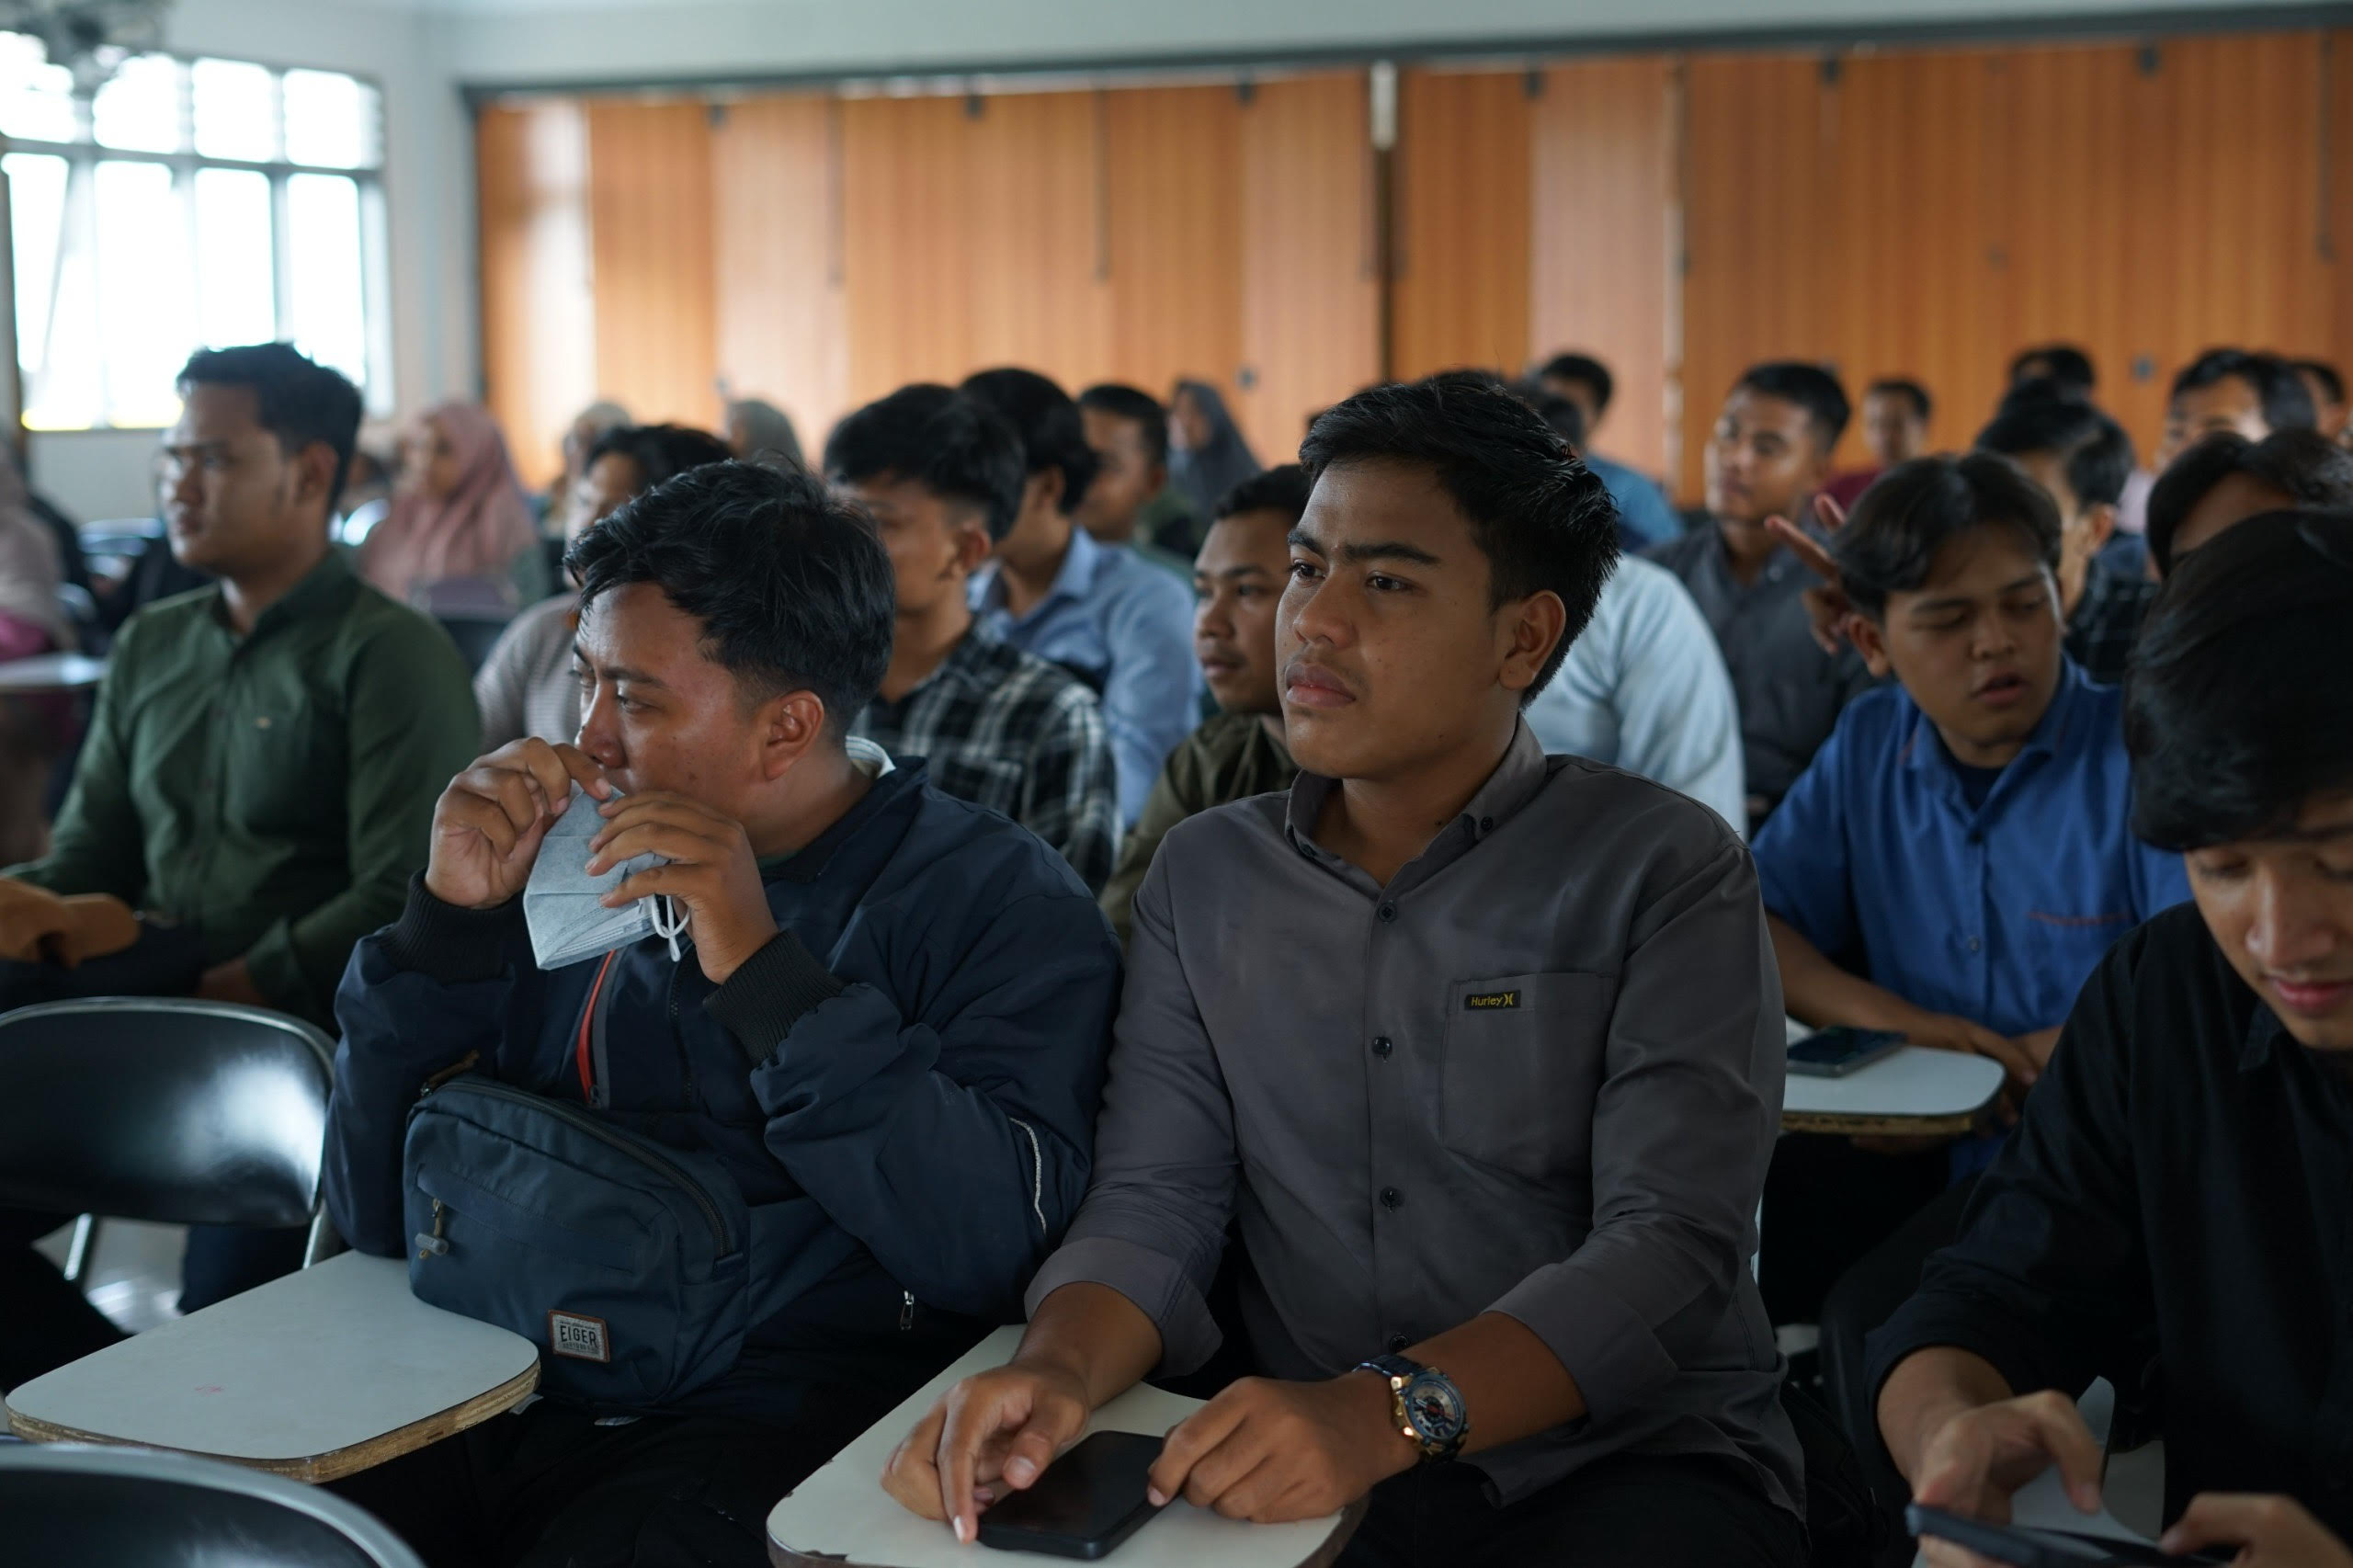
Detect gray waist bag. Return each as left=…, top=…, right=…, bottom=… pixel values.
left=404, top=1073, right=750, bottom=1409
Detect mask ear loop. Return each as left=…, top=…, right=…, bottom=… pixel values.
left=649, top=894, right=687, bottom=963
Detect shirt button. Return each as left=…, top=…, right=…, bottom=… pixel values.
left=1377, top=903, right=1398, bottom=923
left=1478, top=815, right=1495, bottom=833
left=1966, top=937, right=1983, bottom=953
left=1386, top=1333, right=1410, bottom=1354
left=1379, top=1187, right=1404, bottom=1210
left=1371, top=1036, right=1393, bottom=1059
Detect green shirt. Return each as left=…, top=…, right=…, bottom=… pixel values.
left=7, top=549, right=480, bottom=1025
left=1099, top=710, right=1295, bottom=942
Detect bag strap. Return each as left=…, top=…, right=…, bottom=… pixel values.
left=574, top=949, right=621, bottom=1108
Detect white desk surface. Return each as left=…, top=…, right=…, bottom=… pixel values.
left=1781, top=1044, right=2007, bottom=1134
left=5, top=1251, right=540, bottom=1483
left=768, top=1325, right=1357, bottom=1568
left=0, top=652, right=107, bottom=692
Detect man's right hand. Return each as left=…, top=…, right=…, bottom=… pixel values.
left=1903, top=1008, right=2042, bottom=1090
left=1910, top=1391, right=2107, bottom=1568
left=424, top=739, right=611, bottom=911
left=882, top=1360, right=1095, bottom=1544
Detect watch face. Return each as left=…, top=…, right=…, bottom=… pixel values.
left=1403, top=1372, right=1466, bottom=1444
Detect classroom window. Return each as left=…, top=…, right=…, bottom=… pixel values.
left=0, top=37, right=390, bottom=429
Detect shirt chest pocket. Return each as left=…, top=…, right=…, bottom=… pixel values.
left=1439, top=971, right=1616, bottom=1183
left=223, top=701, right=343, bottom=835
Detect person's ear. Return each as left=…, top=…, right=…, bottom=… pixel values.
left=756, top=688, right=829, bottom=782
left=951, top=517, right=995, bottom=577
left=1847, top=611, right=1895, bottom=679
left=1029, top=469, right=1065, bottom=519
left=1497, top=590, right=1569, bottom=697
left=292, top=440, right=341, bottom=517
left=2077, top=501, right=2117, bottom=558
left=1145, top=460, right=1168, bottom=494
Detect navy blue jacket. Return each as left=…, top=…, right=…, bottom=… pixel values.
left=324, top=761, right=1121, bottom=1420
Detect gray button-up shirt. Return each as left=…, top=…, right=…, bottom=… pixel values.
left=1646, top=521, right=1880, bottom=809
left=1026, top=722, right=1802, bottom=1516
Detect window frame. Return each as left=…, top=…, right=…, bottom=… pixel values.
left=1, top=44, right=392, bottom=431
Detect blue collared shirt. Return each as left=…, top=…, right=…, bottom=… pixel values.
left=1752, top=660, right=2189, bottom=1040
left=1585, top=451, right=1683, bottom=549
left=972, top=528, right=1201, bottom=828
left=1525, top=555, right=1745, bottom=833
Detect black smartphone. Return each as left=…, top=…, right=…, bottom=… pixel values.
left=976, top=1430, right=1167, bottom=1561
left=1905, top=1505, right=2231, bottom=1566
left=1787, top=1026, right=1904, bottom=1078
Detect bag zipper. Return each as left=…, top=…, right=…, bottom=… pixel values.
left=421, top=1075, right=734, bottom=1254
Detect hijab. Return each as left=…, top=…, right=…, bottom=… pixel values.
left=1168, top=379, right=1262, bottom=519
left=362, top=403, right=538, bottom=606
left=727, top=399, right=804, bottom=472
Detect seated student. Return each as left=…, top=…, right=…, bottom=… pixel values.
left=323, top=461, right=1120, bottom=1568
left=1750, top=454, right=2188, bottom=1464
left=2006, top=344, right=2097, bottom=401
left=2157, top=347, right=2318, bottom=469
left=475, top=423, right=733, bottom=749
left=2292, top=358, right=2347, bottom=440
left=361, top=401, right=540, bottom=612
left=2146, top=429, right=2353, bottom=577
left=1973, top=386, right=2153, bottom=683
left=961, top=369, right=1199, bottom=829
left=1872, top=510, right=2353, bottom=1568
left=883, top=373, right=1805, bottom=1568
left=829, top=385, right=1119, bottom=892
left=1076, top=382, right=1206, bottom=562
left=1649, top=361, right=1880, bottom=827
left=1097, top=465, right=1306, bottom=940
left=1823, top=377, right=1931, bottom=513
left=0, top=344, right=478, bottom=1325
left=1166, top=377, right=1262, bottom=525
left=1535, top=350, right=1681, bottom=546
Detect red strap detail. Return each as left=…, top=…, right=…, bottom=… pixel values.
left=575, top=950, right=620, bottom=1102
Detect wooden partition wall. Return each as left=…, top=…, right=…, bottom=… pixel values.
left=478, top=28, right=2353, bottom=497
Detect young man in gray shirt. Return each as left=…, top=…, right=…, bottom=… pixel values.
left=882, top=374, right=1803, bottom=1567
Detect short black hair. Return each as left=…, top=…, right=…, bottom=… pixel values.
left=1867, top=378, right=1933, bottom=425
left=1735, top=361, right=1851, bottom=452
left=1076, top=383, right=1170, bottom=470
left=1831, top=452, right=2061, bottom=621
left=1537, top=352, right=1612, bottom=415
left=1212, top=462, right=1313, bottom=527
left=1974, top=388, right=2135, bottom=511
left=565, top=460, right=895, bottom=733
left=177, top=342, right=363, bottom=507
left=1511, top=380, right=1588, bottom=451
left=2171, top=348, right=2317, bottom=432
left=2008, top=344, right=2097, bottom=397
left=824, top=384, right=1026, bottom=542
left=1298, top=371, right=1620, bottom=699
left=2292, top=358, right=2346, bottom=406
left=960, top=368, right=1098, bottom=517
left=2144, top=429, right=2353, bottom=575
left=585, top=423, right=732, bottom=494
left=2126, top=509, right=2353, bottom=851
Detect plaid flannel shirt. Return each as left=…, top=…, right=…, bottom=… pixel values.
left=2064, top=560, right=2159, bottom=687
left=851, top=630, right=1119, bottom=893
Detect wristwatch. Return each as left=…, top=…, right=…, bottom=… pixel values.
left=1358, top=1353, right=1469, bottom=1462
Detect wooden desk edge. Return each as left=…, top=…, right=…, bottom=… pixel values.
left=4, top=1359, right=540, bottom=1484
left=1779, top=1108, right=1986, bottom=1137
left=767, top=1496, right=1370, bottom=1568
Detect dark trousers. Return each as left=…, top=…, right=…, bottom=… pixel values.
left=1338, top=1451, right=1806, bottom=1568
left=333, top=1390, right=896, bottom=1568
left=1758, top=1132, right=1951, bottom=1326
left=0, top=1207, right=122, bottom=1392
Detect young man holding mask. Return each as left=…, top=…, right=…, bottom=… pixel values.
left=323, top=462, right=1120, bottom=1567
left=1873, top=510, right=2353, bottom=1568
left=885, top=374, right=1805, bottom=1567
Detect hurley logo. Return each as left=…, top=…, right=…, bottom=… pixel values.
left=548, top=1311, right=612, bottom=1363
left=1463, top=990, right=1520, bottom=1010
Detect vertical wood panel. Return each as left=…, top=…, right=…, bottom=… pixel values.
left=1104, top=85, right=1245, bottom=411
left=840, top=95, right=977, bottom=405
left=586, top=100, right=719, bottom=432
left=1236, top=72, right=1381, bottom=467
left=1529, top=56, right=1677, bottom=480
left=475, top=100, right=594, bottom=490
left=1391, top=69, right=1531, bottom=383
left=710, top=95, right=846, bottom=459
left=961, top=92, right=1114, bottom=385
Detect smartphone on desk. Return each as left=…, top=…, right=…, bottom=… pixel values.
left=976, top=1429, right=1167, bottom=1560
left=1906, top=1506, right=2232, bottom=1566
left=1787, top=1026, right=1904, bottom=1078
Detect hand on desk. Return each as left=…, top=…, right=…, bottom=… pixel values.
left=2164, top=1494, right=2353, bottom=1566
left=0, top=881, right=139, bottom=966
left=1143, top=1372, right=1416, bottom=1524
left=883, top=1359, right=1095, bottom=1539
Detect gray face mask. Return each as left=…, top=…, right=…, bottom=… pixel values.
left=522, top=783, right=683, bottom=971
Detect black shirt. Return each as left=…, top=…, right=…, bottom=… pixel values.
left=1868, top=902, right=2353, bottom=1538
